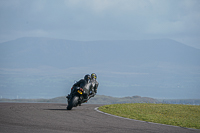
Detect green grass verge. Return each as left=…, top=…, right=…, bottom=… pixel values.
left=98, top=103, right=200, bottom=129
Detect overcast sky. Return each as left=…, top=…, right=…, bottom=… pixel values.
left=0, top=0, right=200, bottom=48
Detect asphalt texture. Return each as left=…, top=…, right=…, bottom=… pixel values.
left=0, top=103, right=199, bottom=133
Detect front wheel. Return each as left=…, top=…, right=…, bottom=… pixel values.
left=67, top=96, right=79, bottom=110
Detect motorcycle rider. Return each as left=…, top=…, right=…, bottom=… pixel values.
left=88, top=73, right=99, bottom=99
left=66, top=74, right=91, bottom=101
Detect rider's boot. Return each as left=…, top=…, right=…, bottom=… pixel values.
left=66, top=93, right=73, bottom=100
left=66, top=94, right=70, bottom=99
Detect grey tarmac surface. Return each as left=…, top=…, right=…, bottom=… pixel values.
left=0, top=103, right=199, bottom=133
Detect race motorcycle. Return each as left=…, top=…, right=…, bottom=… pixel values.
left=66, top=86, right=90, bottom=110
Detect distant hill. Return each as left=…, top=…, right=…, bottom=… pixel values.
left=1, top=95, right=199, bottom=105
left=0, top=37, right=200, bottom=99
left=87, top=95, right=159, bottom=104
left=0, top=95, right=160, bottom=104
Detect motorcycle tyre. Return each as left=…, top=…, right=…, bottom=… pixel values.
left=67, top=96, right=79, bottom=110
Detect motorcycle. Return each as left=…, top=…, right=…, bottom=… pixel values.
left=66, top=86, right=90, bottom=110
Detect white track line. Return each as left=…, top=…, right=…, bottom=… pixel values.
left=94, top=107, right=199, bottom=131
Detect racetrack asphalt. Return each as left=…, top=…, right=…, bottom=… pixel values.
left=0, top=103, right=199, bottom=133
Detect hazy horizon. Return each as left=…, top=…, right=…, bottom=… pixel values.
left=0, top=37, right=200, bottom=99
left=0, top=1, right=200, bottom=99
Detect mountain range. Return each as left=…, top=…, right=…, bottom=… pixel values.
left=0, top=37, right=199, bottom=99
left=1, top=37, right=200, bottom=68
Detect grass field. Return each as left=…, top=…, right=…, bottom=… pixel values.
left=98, top=103, right=200, bottom=129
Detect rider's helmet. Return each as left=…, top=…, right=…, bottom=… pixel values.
left=84, top=74, right=91, bottom=82
left=91, top=73, right=97, bottom=80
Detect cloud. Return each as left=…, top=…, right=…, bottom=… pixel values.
left=0, top=0, right=200, bottom=48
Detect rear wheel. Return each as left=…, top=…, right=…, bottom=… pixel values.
left=67, top=96, right=79, bottom=110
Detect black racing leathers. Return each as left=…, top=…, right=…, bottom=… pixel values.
left=73, top=79, right=88, bottom=89
left=70, top=79, right=92, bottom=100
left=68, top=78, right=99, bottom=101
